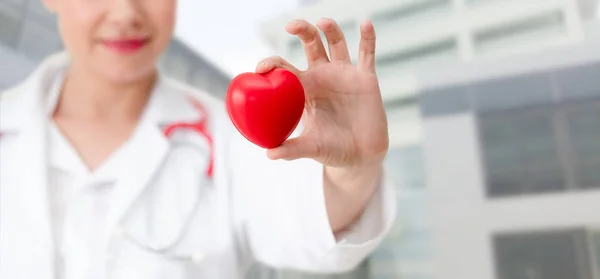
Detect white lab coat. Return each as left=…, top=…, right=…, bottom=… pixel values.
left=0, top=52, right=396, bottom=279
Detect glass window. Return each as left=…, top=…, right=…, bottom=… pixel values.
left=479, top=108, right=566, bottom=197
left=371, top=0, right=451, bottom=30
left=287, top=37, right=302, bottom=53
left=384, top=145, right=427, bottom=189
left=473, top=11, right=567, bottom=56
left=494, top=229, right=593, bottom=279
left=18, top=19, right=61, bottom=60
left=25, top=0, right=55, bottom=23
left=419, top=85, right=469, bottom=117
left=470, top=71, right=555, bottom=112
left=465, top=0, right=500, bottom=6
left=593, top=231, right=600, bottom=275
left=566, top=103, right=600, bottom=189
left=1, top=0, right=27, bottom=7
left=164, top=51, right=192, bottom=83
left=370, top=146, right=432, bottom=278
left=385, top=95, right=417, bottom=111
left=480, top=98, right=600, bottom=197
left=0, top=2, right=22, bottom=48
left=376, top=38, right=458, bottom=77
left=338, top=20, right=359, bottom=62
left=190, top=67, right=210, bottom=91
left=287, top=33, right=332, bottom=63
left=555, top=61, right=600, bottom=100
left=156, top=53, right=169, bottom=71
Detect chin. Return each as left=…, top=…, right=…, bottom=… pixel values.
left=98, top=62, right=157, bottom=85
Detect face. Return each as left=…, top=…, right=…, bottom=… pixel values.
left=44, top=0, right=176, bottom=84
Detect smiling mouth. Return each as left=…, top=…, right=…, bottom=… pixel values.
left=101, top=38, right=149, bottom=54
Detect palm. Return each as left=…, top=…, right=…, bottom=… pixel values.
left=299, top=63, right=387, bottom=166
left=257, top=18, right=389, bottom=168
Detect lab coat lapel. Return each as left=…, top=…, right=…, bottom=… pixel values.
left=12, top=115, right=56, bottom=278
left=105, top=76, right=204, bottom=238
left=106, top=78, right=171, bottom=234
left=0, top=60, right=59, bottom=279
left=106, top=123, right=170, bottom=232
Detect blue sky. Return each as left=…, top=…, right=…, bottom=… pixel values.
left=175, top=0, right=299, bottom=76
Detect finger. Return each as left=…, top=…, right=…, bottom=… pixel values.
left=286, top=19, right=329, bottom=66
left=316, top=18, right=351, bottom=62
left=358, top=19, right=377, bottom=72
left=266, top=137, right=319, bottom=161
left=255, top=56, right=300, bottom=75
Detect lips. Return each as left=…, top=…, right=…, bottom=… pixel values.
left=101, top=38, right=148, bottom=53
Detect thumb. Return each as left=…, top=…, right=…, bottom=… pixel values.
left=266, top=137, right=319, bottom=161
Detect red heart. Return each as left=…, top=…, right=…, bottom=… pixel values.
left=226, top=68, right=305, bottom=149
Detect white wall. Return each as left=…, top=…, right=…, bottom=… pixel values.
left=423, top=113, right=496, bottom=279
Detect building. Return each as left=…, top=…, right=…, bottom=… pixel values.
left=0, top=0, right=230, bottom=96
left=261, top=0, right=599, bottom=278
left=419, top=21, right=600, bottom=279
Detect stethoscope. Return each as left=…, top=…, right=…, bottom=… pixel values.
left=108, top=97, right=215, bottom=264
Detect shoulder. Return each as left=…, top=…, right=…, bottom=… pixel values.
left=1, top=52, right=69, bottom=131
left=0, top=79, right=36, bottom=132
left=0, top=83, right=25, bottom=103
left=0, top=66, right=37, bottom=105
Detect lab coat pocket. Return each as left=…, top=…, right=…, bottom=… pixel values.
left=107, top=133, right=236, bottom=278
left=107, top=189, right=236, bottom=279
left=108, top=237, right=188, bottom=279
left=108, top=234, right=237, bottom=279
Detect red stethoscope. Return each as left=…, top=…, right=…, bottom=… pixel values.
left=112, top=97, right=216, bottom=264
left=161, top=97, right=214, bottom=179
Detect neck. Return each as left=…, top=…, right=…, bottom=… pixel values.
left=54, top=63, right=157, bottom=121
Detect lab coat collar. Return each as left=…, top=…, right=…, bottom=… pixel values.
left=0, top=51, right=214, bottom=276
left=0, top=51, right=208, bottom=134
left=0, top=53, right=65, bottom=279
left=0, top=52, right=68, bottom=134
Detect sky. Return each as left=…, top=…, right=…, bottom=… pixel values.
left=174, top=0, right=300, bottom=76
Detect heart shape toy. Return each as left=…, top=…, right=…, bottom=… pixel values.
left=226, top=68, right=305, bottom=149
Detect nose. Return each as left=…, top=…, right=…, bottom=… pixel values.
left=107, top=0, right=142, bottom=30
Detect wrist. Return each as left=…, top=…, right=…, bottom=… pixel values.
left=324, top=162, right=383, bottom=194
left=323, top=162, right=384, bottom=233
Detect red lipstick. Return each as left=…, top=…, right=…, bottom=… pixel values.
left=101, top=38, right=148, bottom=53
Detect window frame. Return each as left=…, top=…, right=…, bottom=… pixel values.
left=477, top=98, right=600, bottom=198
left=472, top=10, right=567, bottom=56
left=493, top=228, right=595, bottom=279
left=587, top=228, right=600, bottom=279
left=375, top=37, right=459, bottom=77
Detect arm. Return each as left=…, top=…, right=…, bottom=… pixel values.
left=230, top=17, right=397, bottom=273
left=229, top=123, right=396, bottom=273
left=324, top=164, right=383, bottom=236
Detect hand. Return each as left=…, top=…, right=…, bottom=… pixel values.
left=256, top=18, right=389, bottom=169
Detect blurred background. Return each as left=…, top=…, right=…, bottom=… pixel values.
left=1, top=0, right=600, bottom=278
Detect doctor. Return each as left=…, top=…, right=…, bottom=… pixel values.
left=0, top=0, right=396, bottom=278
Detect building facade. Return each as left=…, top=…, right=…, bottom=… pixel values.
left=0, top=0, right=230, bottom=96
left=261, top=0, right=599, bottom=278
left=420, top=27, right=600, bottom=279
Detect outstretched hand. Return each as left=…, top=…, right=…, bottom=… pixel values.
left=256, top=18, right=389, bottom=169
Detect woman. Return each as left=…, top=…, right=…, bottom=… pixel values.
left=0, top=0, right=395, bottom=278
